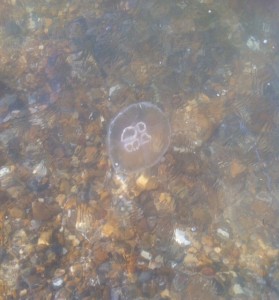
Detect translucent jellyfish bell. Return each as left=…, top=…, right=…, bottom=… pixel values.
left=108, top=102, right=171, bottom=173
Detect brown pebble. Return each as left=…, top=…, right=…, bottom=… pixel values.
left=136, top=174, right=158, bottom=191
left=38, top=230, right=52, bottom=246
left=43, top=18, right=52, bottom=33
left=201, top=266, right=216, bottom=276
left=32, top=201, right=61, bottom=221
left=9, top=206, right=25, bottom=219
left=55, top=194, right=66, bottom=206
left=59, top=179, right=71, bottom=194
left=154, top=193, right=176, bottom=212
left=230, top=159, right=246, bottom=178
left=83, top=146, right=98, bottom=163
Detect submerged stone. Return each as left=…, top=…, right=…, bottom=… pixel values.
left=107, top=102, right=171, bottom=173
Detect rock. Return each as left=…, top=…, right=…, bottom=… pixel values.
left=32, top=201, right=61, bottom=221
left=230, top=159, right=246, bottom=178
left=37, top=230, right=52, bottom=246
left=55, top=194, right=66, bottom=206
left=9, top=206, right=25, bottom=219
left=174, top=228, right=191, bottom=246
left=154, top=192, right=176, bottom=213
left=82, top=146, right=98, bottom=164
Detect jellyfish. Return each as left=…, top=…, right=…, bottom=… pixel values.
left=107, top=102, right=171, bottom=173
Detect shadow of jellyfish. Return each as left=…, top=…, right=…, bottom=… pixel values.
left=107, top=102, right=171, bottom=173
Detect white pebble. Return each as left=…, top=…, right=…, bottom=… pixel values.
left=174, top=228, right=191, bottom=246
left=0, top=166, right=11, bottom=178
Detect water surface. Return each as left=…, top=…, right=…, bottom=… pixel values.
left=0, top=0, right=279, bottom=299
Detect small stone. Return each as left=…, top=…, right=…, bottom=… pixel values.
left=59, top=179, right=71, bottom=193
left=70, top=264, right=83, bottom=277
left=6, top=186, right=23, bottom=199
left=188, top=246, right=198, bottom=254
left=217, top=228, right=230, bottom=239
left=154, top=192, right=176, bottom=212
left=201, top=235, right=214, bottom=247
left=75, top=203, right=92, bottom=233
left=19, top=289, right=28, bottom=297
left=140, top=250, right=152, bottom=261
left=54, top=269, right=66, bottom=277
left=232, top=283, right=244, bottom=295
left=230, top=159, right=246, bottom=178
left=55, top=194, right=66, bottom=206
left=138, top=270, right=152, bottom=283
left=136, top=174, right=158, bottom=191
left=201, top=266, right=216, bottom=276
left=9, top=206, right=25, bottom=219
left=52, top=277, right=64, bottom=289
left=38, top=230, right=52, bottom=246
left=130, top=61, right=149, bottom=85
left=83, top=146, right=97, bottom=163
left=101, top=223, right=117, bottom=238
left=136, top=174, right=149, bottom=189
left=161, top=289, right=170, bottom=298
left=109, top=84, right=121, bottom=97
left=214, top=247, right=221, bottom=254
left=32, top=201, right=61, bottom=221
left=44, top=18, right=53, bottom=33
left=0, top=166, right=11, bottom=177
left=94, top=247, right=109, bottom=266
left=247, top=36, right=260, bottom=51
left=32, top=160, right=47, bottom=177
left=68, top=234, right=80, bottom=247
left=174, top=228, right=191, bottom=246
left=149, top=256, right=163, bottom=270
left=172, top=103, right=215, bottom=151
left=184, top=253, right=199, bottom=266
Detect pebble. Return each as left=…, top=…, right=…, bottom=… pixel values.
left=83, top=146, right=98, bottom=164
left=109, top=84, right=121, bottom=97
left=32, top=201, right=61, bottom=221
left=217, top=228, right=230, bottom=239
left=233, top=283, right=244, bottom=295
left=68, top=234, right=80, bottom=247
left=140, top=250, right=152, bottom=261
left=32, top=160, right=47, bottom=177
left=52, top=277, right=64, bottom=289
left=136, top=174, right=158, bottom=191
left=247, top=36, right=260, bottom=51
left=174, top=228, right=191, bottom=246
left=154, top=192, right=176, bottom=212
left=55, top=194, right=66, bottom=206
left=37, top=230, right=52, bottom=246
left=183, top=253, right=200, bottom=267
left=0, top=166, right=11, bottom=178
left=136, top=174, right=149, bottom=189
left=230, top=159, right=246, bottom=178
left=9, top=207, right=25, bottom=219
left=138, top=271, right=152, bottom=283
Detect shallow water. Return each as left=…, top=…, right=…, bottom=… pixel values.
left=0, top=0, right=279, bottom=299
